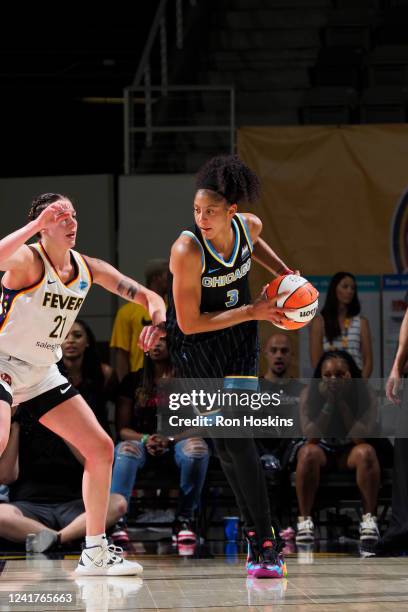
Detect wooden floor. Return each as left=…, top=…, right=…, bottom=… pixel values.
left=1, top=545, right=408, bottom=611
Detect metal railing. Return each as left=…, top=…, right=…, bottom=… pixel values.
left=124, top=0, right=235, bottom=174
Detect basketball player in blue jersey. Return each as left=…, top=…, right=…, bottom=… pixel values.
left=0, top=193, right=166, bottom=575
left=167, top=155, right=295, bottom=579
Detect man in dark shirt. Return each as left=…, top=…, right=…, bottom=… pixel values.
left=259, top=333, right=304, bottom=451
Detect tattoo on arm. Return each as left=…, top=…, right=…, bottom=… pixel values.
left=117, top=279, right=139, bottom=300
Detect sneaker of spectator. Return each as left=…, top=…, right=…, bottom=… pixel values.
left=296, top=516, right=315, bottom=543
left=359, top=513, right=379, bottom=543
left=172, top=518, right=197, bottom=545
left=25, top=530, right=60, bottom=553
left=279, top=527, right=295, bottom=541
left=178, top=543, right=196, bottom=556
left=110, top=518, right=130, bottom=545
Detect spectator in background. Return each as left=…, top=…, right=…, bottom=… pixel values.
left=59, top=319, right=118, bottom=435
left=295, top=350, right=380, bottom=544
left=259, top=333, right=304, bottom=468
left=0, top=407, right=125, bottom=553
left=259, top=333, right=305, bottom=540
left=110, top=337, right=209, bottom=546
left=309, top=272, right=373, bottom=378
left=110, top=259, right=168, bottom=381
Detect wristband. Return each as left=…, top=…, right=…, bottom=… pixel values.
left=141, top=434, right=149, bottom=444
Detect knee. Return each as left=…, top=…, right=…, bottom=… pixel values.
left=352, top=444, right=378, bottom=470
left=87, top=433, right=114, bottom=464
left=110, top=494, right=128, bottom=520
left=0, top=506, right=19, bottom=532
left=179, top=438, right=209, bottom=460
left=297, top=444, right=324, bottom=469
left=116, top=440, right=145, bottom=459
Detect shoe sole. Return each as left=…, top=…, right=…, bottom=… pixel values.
left=75, top=564, right=143, bottom=576
left=360, top=535, right=380, bottom=542
left=296, top=535, right=314, bottom=543
left=249, top=566, right=285, bottom=579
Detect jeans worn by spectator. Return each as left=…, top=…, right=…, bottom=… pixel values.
left=111, top=438, right=209, bottom=520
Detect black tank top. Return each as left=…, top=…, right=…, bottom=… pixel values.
left=167, top=213, right=254, bottom=344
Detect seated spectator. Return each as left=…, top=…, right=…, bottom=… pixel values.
left=259, top=333, right=305, bottom=539
left=110, top=337, right=209, bottom=546
left=110, top=259, right=168, bottom=381
left=0, top=320, right=122, bottom=552
left=0, top=406, right=125, bottom=552
left=295, top=350, right=380, bottom=544
left=309, top=272, right=373, bottom=378
left=59, top=319, right=118, bottom=435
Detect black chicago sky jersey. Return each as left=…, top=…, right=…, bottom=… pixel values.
left=167, top=213, right=254, bottom=344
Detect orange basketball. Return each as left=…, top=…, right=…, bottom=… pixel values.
left=266, top=274, right=319, bottom=330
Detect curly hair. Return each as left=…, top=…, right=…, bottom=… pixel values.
left=195, top=154, right=261, bottom=204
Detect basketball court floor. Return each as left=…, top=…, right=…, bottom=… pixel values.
left=1, top=541, right=408, bottom=611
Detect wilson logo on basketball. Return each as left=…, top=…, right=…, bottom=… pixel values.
left=300, top=307, right=318, bottom=318
left=0, top=373, right=12, bottom=386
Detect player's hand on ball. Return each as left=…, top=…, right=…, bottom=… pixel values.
left=251, top=289, right=291, bottom=325
left=138, top=322, right=166, bottom=351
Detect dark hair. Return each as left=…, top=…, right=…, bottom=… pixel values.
left=313, top=349, right=362, bottom=380
left=306, top=350, right=369, bottom=421
left=195, top=154, right=260, bottom=205
left=140, top=340, right=174, bottom=397
left=28, top=193, right=67, bottom=222
left=321, top=272, right=360, bottom=343
left=28, top=193, right=69, bottom=239
left=62, top=319, right=104, bottom=389
left=144, top=259, right=169, bottom=288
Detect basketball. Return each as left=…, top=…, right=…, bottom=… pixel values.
left=266, top=274, right=319, bottom=330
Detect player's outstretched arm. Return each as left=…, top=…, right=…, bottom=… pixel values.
left=84, top=257, right=166, bottom=350
left=241, top=213, right=293, bottom=276
left=171, top=235, right=289, bottom=334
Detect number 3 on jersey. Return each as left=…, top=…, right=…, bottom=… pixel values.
left=225, top=289, right=239, bottom=308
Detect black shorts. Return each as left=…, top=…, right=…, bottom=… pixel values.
left=20, top=383, right=79, bottom=421
left=9, top=499, right=85, bottom=530
left=170, top=320, right=259, bottom=382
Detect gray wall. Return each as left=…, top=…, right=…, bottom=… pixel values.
left=118, top=174, right=195, bottom=281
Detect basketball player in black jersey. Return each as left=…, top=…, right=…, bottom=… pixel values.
left=167, top=155, right=295, bottom=578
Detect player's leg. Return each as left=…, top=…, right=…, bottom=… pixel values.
left=40, top=395, right=113, bottom=535
left=0, top=380, right=13, bottom=456
left=0, top=400, right=11, bottom=456
left=39, top=395, right=141, bottom=575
